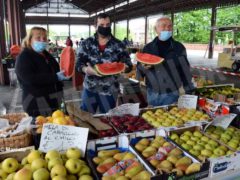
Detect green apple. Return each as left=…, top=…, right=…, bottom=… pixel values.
left=225, top=130, right=233, bottom=137
left=198, top=155, right=205, bottom=161
left=183, top=131, right=193, bottom=137
left=175, top=139, right=184, bottom=145
left=52, top=175, right=67, bottom=180
left=201, top=149, right=213, bottom=157
left=78, top=164, right=91, bottom=176
left=226, top=127, right=235, bottom=133
left=170, top=133, right=179, bottom=140
left=65, top=158, right=82, bottom=174
left=193, top=144, right=204, bottom=151
left=31, top=158, right=47, bottom=171
left=205, top=144, right=215, bottom=151
left=0, top=169, right=8, bottom=179
left=232, top=136, right=240, bottom=141
left=197, top=141, right=206, bottom=146
left=213, top=130, right=222, bottom=135
left=14, top=168, right=32, bottom=180
left=33, top=168, right=50, bottom=180
left=228, top=141, right=238, bottom=150
left=210, top=154, right=218, bottom=158
left=2, top=158, right=19, bottom=173
left=27, top=150, right=42, bottom=164
left=67, top=174, right=77, bottom=180
left=24, top=164, right=32, bottom=170
left=180, top=134, right=190, bottom=142
left=79, top=175, right=93, bottom=180
left=206, top=126, right=215, bottom=132
left=193, top=131, right=203, bottom=138
left=201, top=136, right=209, bottom=143
left=189, top=149, right=200, bottom=156
left=190, top=136, right=200, bottom=142
left=6, top=172, right=16, bottom=180
left=210, top=133, right=220, bottom=139
left=216, top=126, right=224, bottom=132
left=186, top=140, right=196, bottom=146
left=51, top=164, right=67, bottom=178
left=182, top=143, right=192, bottom=150
left=220, top=137, right=229, bottom=144
left=48, top=158, right=63, bottom=170
left=45, top=150, right=61, bottom=162
left=218, top=145, right=228, bottom=152
left=221, top=133, right=231, bottom=141
left=21, top=157, right=28, bottom=166
left=208, top=140, right=218, bottom=148
left=229, top=139, right=239, bottom=145
left=213, top=148, right=226, bottom=156
left=226, top=150, right=234, bottom=155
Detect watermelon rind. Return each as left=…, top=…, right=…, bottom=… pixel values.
left=136, top=52, right=164, bottom=65
left=95, top=62, right=125, bottom=76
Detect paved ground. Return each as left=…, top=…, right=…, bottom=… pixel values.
left=0, top=49, right=233, bottom=114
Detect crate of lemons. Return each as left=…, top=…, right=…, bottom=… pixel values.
left=35, top=110, right=76, bottom=134
left=0, top=148, right=93, bottom=180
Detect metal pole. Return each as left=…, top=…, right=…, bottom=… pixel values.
left=208, top=1, right=217, bottom=59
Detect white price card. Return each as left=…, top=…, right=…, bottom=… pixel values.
left=178, top=95, right=198, bottom=109
left=107, top=103, right=140, bottom=116
left=39, top=124, right=89, bottom=156
left=211, top=113, right=237, bottom=129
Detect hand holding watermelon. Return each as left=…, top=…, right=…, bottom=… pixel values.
left=83, top=63, right=102, bottom=77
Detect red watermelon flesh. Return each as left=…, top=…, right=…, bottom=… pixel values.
left=95, top=62, right=125, bottom=75
left=60, top=47, right=75, bottom=77
left=136, top=52, right=164, bottom=65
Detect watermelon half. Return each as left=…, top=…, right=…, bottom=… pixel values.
left=95, top=62, right=125, bottom=76
left=60, top=46, right=75, bottom=77
left=136, top=52, right=164, bottom=65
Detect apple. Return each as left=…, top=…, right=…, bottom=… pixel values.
left=33, top=168, right=50, bottom=180
left=190, top=136, right=200, bottom=142
left=6, top=172, right=16, bottom=180
left=27, top=150, right=42, bottom=164
left=21, top=157, right=28, bottom=165
left=180, top=134, right=190, bottom=142
left=197, top=141, right=206, bottom=146
left=79, top=175, right=93, bottom=180
left=213, top=130, right=222, bottom=135
left=210, top=133, right=220, bottom=139
left=24, top=164, right=32, bottom=170
left=189, top=149, right=200, bottom=156
left=208, top=140, right=218, bottom=147
left=51, top=164, right=67, bottom=178
left=210, top=154, right=218, bottom=158
left=175, top=139, right=184, bottom=145
left=226, top=127, right=235, bottom=132
left=65, top=159, right=82, bottom=174
left=220, top=137, right=229, bottom=144
left=193, top=144, right=204, bottom=151
left=78, top=164, right=91, bottom=176
left=66, top=148, right=81, bottom=159
left=48, top=158, right=63, bottom=170
left=183, top=131, right=193, bottom=137
left=67, top=174, right=77, bottom=180
left=170, top=133, right=179, bottom=140
left=2, top=158, right=19, bottom=173
left=228, top=141, right=238, bottom=150
left=193, top=131, right=202, bottom=138
left=0, top=169, right=8, bottom=179
left=14, top=168, right=32, bottom=180
left=213, top=148, right=226, bottom=156
left=201, top=136, right=209, bottom=143
left=226, top=150, right=234, bottom=155
left=205, top=144, right=215, bottom=151
left=229, top=139, right=239, bottom=145
left=31, top=158, right=47, bottom=171
left=186, top=140, right=196, bottom=146
left=221, top=133, right=231, bottom=141
left=201, top=149, right=213, bottom=157
left=45, top=150, right=61, bottom=162
left=52, top=175, right=67, bottom=180
left=182, top=143, right=192, bottom=150
left=218, top=145, right=228, bottom=152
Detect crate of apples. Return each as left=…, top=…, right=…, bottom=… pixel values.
left=110, top=115, right=153, bottom=133
left=131, top=136, right=205, bottom=178
left=98, top=117, right=118, bottom=138
left=35, top=110, right=76, bottom=134
left=0, top=147, right=93, bottom=180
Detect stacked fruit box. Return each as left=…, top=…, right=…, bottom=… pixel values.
left=140, top=106, right=210, bottom=129
left=167, top=126, right=240, bottom=177
left=129, top=129, right=209, bottom=179
left=86, top=135, right=154, bottom=180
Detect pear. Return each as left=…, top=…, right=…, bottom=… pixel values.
left=175, top=157, right=192, bottom=171
left=122, top=152, right=135, bottom=160
left=185, top=163, right=201, bottom=175
left=172, top=168, right=184, bottom=177
left=150, top=159, right=160, bottom=167
left=168, top=148, right=183, bottom=157
left=132, top=170, right=151, bottom=180
left=138, top=138, right=150, bottom=146
left=135, top=143, right=147, bottom=152
left=157, top=160, right=173, bottom=171
left=167, top=155, right=179, bottom=165
left=113, top=152, right=128, bottom=161
left=98, top=150, right=120, bottom=158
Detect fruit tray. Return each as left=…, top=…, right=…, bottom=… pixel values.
left=86, top=135, right=154, bottom=180
left=129, top=135, right=209, bottom=180
left=97, top=117, right=118, bottom=138
left=140, top=105, right=210, bottom=129
left=109, top=114, right=153, bottom=134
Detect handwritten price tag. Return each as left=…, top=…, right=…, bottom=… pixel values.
left=178, top=95, right=198, bottom=109
left=39, top=124, right=89, bottom=156
left=211, top=113, right=237, bottom=129
left=108, top=103, right=140, bottom=116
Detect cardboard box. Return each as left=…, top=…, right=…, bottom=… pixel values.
left=129, top=129, right=209, bottom=179
left=86, top=135, right=154, bottom=180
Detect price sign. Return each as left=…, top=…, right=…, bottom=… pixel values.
left=178, top=95, right=198, bottom=109
left=39, top=124, right=89, bottom=156
left=108, top=103, right=140, bottom=116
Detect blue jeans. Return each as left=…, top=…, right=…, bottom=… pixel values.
left=80, top=88, right=117, bottom=114
left=147, top=88, right=179, bottom=106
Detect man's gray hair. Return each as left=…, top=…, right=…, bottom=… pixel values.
left=155, top=16, right=172, bottom=26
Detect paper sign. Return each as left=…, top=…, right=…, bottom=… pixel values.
left=204, top=113, right=237, bottom=131
left=107, top=103, right=140, bottom=116
left=39, top=124, right=89, bottom=156
left=178, top=95, right=198, bottom=109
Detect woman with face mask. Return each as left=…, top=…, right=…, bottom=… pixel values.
left=15, top=27, right=69, bottom=116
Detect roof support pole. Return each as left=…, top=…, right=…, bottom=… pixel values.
left=68, top=12, right=70, bottom=37
left=208, top=1, right=217, bottom=59
left=144, top=16, right=147, bottom=44
left=0, top=0, right=7, bottom=84
left=171, top=0, right=175, bottom=36
left=126, top=0, right=129, bottom=40
left=113, top=4, right=116, bottom=36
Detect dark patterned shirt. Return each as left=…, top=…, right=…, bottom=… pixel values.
left=76, top=34, right=132, bottom=95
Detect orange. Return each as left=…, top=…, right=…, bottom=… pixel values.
left=36, top=127, right=43, bottom=134
left=46, top=116, right=53, bottom=123
left=35, top=116, right=47, bottom=125
left=53, top=117, right=67, bottom=125
left=52, top=110, right=65, bottom=119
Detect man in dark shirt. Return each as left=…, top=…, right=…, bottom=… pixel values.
left=76, top=13, right=132, bottom=113
left=137, top=17, right=195, bottom=106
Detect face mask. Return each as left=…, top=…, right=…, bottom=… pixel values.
left=97, top=26, right=111, bottom=37
left=32, top=41, right=47, bottom=53
left=159, top=31, right=172, bottom=41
